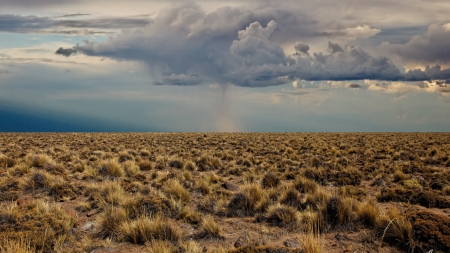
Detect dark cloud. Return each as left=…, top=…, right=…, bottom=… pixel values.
left=154, top=74, right=204, bottom=86
left=56, top=4, right=450, bottom=87
left=0, top=14, right=150, bottom=33
left=294, top=42, right=310, bottom=55
left=404, top=65, right=450, bottom=81
left=0, top=15, right=54, bottom=32
left=383, top=23, right=450, bottom=65
left=55, top=47, right=77, bottom=57
left=57, top=17, right=151, bottom=29
left=348, top=83, right=361, bottom=88
left=328, top=41, right=343, bottom=53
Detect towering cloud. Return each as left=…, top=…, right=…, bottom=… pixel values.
left=384, top=23, right=450, bottom=65
left=55, top=3, right=450, bottom=87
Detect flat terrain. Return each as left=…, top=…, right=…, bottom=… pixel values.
left=1, top=133, right=450, bottom=253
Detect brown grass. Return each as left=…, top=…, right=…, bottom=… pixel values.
left=0, top=133, right=449, bottom=252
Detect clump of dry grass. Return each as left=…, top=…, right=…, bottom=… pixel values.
left=138, top=160, right=153, bottom=171
left=376, top=208, right=415, bottom=251
left=265, top=204, right=300, bottom=228
left=26, top=154, right=53, bottom=168
left=393, top=170, right=409, bottom=182
left=182, top=241, right=202, bottom=253
left=443, top=185, right=450, bottom=195
left=164, top=179, right=191, bottom=202
left=358, top=200, right=380, bottom=227
left=99, top=159, right=124, bottom=178
left=261, top=172, right=280, bottom=188
left=402, top=179, right=422, bottom=190
left=118, top=216, right=182, bottom=244
left=0, top=154, right=15, bottom=170
left=96, top=207, right=128, bottom=239
left=122, top=160, right=140, bottom=176
left=228, top=183, right=265, bottom=216
left=147, top=240, right=177, bottom=253
left=168, top=157, right=185, bottom=169
left=0, top=200, right=75, bottom=252
left=302, top=232, right=322, bottom=253
left=200, top=215, right=225, bottom=238
left=20, top=169, right=52, bottom=191
left=280, top=187, right=303, bottom=209
left=0, top=237, right=33, bottom=253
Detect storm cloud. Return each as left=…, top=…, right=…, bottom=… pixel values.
left=55, top=4, right=450, bottom=87
left=55, top=47, right=77, bottom=57
left=384, top=23, right=450, bottom=65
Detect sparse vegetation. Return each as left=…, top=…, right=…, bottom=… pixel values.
left=0, top=133, right=449, bottom=252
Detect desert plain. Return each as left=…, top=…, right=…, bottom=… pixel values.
left=0, top=133, right=449, bottom=253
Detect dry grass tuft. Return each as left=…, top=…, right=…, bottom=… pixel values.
left=261, top=172, right=280, bottom=188
left=302, top=232, right=323, bottom=253
left=358, top=200, right=380, bottom=227
left=265, top=204, right=300, bottom=228
left=99, top=159, right=124, bottom=178
left=96, top=207, right=128, bottom=239
left=119, top=216, right=182, bottom=244
left=147, top=240, right=177, bottom=253
left=164, top=179, right=191, bottom=202
left=200, top=215, right=225, bottom=238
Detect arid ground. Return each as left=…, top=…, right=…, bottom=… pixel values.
left=1, top=133, right=450, bottom=253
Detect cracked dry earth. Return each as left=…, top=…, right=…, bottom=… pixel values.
left=0, top=133, right=450, bottom=253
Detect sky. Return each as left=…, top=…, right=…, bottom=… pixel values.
left=0, top=0, right=449, bottom=132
